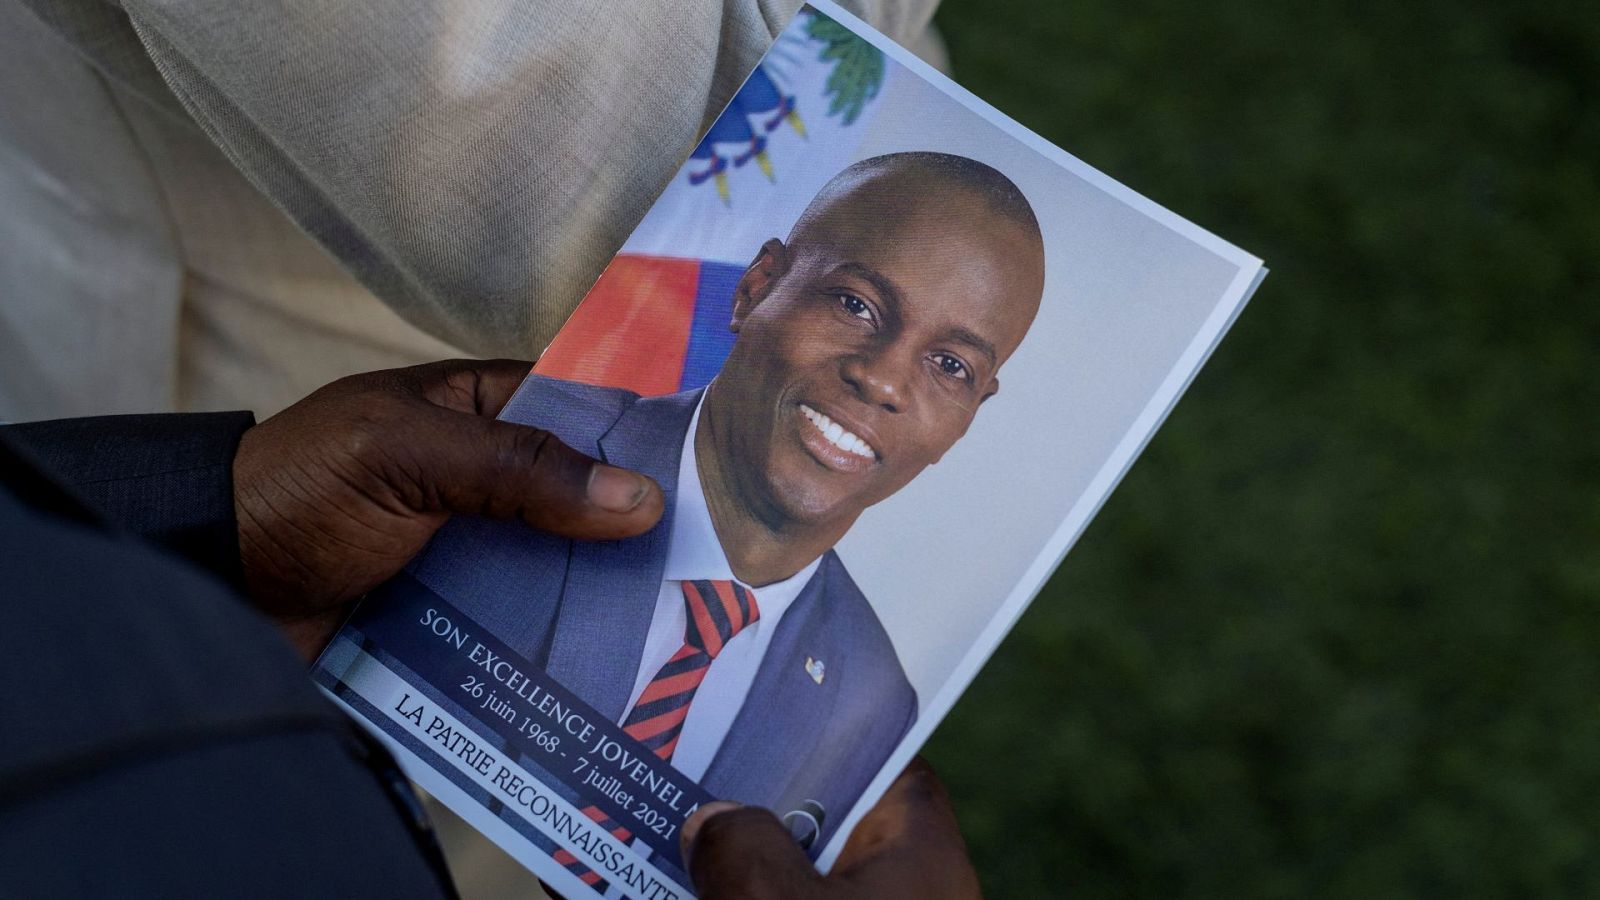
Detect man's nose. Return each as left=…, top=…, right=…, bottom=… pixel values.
left=839, top=351, right=909, bottom=413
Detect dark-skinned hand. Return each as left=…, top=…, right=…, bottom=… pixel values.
left=232, top=359, right=664, bottom=660
left=676, top=757, right=982, bottom=900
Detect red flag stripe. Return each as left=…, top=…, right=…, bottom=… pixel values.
left=532, top=254, right=697, bottom=397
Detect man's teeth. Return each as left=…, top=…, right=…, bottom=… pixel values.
left=799, top=405, right=876, bottom=459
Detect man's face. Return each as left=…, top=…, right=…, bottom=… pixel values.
left=710, top=178, right=1044, bottom=531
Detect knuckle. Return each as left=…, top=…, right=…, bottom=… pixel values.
left=504, top=427, right=583, bottom=500
left=430, top=362, right=482, bottom=409
left=509, top=426, right=556, bottom=473
left=335, top=423, right=385, bottom=482
left=340, top=404, right=402, bottom=464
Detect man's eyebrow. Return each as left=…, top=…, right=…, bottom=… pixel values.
left=946, top=327, right=998, bottom=369
left=830, top=262, right=903, bottom=311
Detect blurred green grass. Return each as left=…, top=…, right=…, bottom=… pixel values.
left=925, top=0, right=1600, bottom=896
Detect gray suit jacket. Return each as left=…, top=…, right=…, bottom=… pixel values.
left=408, top=375, right=917, bottom=855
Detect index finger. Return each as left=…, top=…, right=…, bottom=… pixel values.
left=414, top=358, right=538, bottom=417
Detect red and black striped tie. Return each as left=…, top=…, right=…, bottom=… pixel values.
left=553, top=579, right=760, bottom=890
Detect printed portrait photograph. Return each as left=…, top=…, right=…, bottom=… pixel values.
left=314, top=5, right=1261, bottom=896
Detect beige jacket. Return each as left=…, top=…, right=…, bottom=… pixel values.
left=1, top=0, right=942, bottom=419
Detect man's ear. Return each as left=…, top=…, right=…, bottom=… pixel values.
left=730, top=238, right=789, bottom=332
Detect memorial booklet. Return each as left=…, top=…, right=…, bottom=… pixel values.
left=312, top=3, right=1265, bottom=897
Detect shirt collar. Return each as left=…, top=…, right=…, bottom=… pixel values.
left=663, top=390, right=821, bottom=616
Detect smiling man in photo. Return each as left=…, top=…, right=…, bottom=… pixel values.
left=399, top=150, right=1045, bottom=856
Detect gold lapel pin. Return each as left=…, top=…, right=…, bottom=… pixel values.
left=804, top=656, right=825, bottom=685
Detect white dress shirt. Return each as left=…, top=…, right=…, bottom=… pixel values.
left=621, top=397, right=821, bottom=782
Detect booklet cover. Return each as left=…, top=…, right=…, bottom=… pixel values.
left=313, top=3, right=1265, bottom=897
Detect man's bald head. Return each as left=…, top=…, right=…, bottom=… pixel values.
left=778, top=151, right=1046, bottom=374
left=789, top=151, right=1043, bottom=264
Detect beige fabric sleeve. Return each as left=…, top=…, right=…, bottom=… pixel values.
left=114, top=0, right=941, bottom=356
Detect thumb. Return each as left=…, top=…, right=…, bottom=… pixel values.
left=681, top=803, right=823, bottom=900
left=410, top=403, right=665, bottom=540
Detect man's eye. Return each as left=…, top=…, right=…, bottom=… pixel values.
left=932, top=353, right=970, bottom=381
left=837, top=293, right=873, bottom=321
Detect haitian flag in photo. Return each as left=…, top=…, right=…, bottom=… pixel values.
left=533, top=254, right=744, bottom=396
left=534, top=6, right=889, bottom=398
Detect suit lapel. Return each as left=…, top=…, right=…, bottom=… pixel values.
left=544, top=388, right=701, bottom=723
left=700, top=555, right=843, bottom=806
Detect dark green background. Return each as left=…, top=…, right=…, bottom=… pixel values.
left=924, top=0, right=1599, bottom=896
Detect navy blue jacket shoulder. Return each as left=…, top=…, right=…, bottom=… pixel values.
left=0, top=414, right=455, bottom=899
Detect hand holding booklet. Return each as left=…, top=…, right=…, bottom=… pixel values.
left=312, top=4, right=1265, bottom=896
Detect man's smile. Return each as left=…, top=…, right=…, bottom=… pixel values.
left=796, top=402, right=879, bottom=472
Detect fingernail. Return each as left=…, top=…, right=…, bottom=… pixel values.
left=680, top=800, right=741, bottom=858
left=587, top=464, right=649, bottom=512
